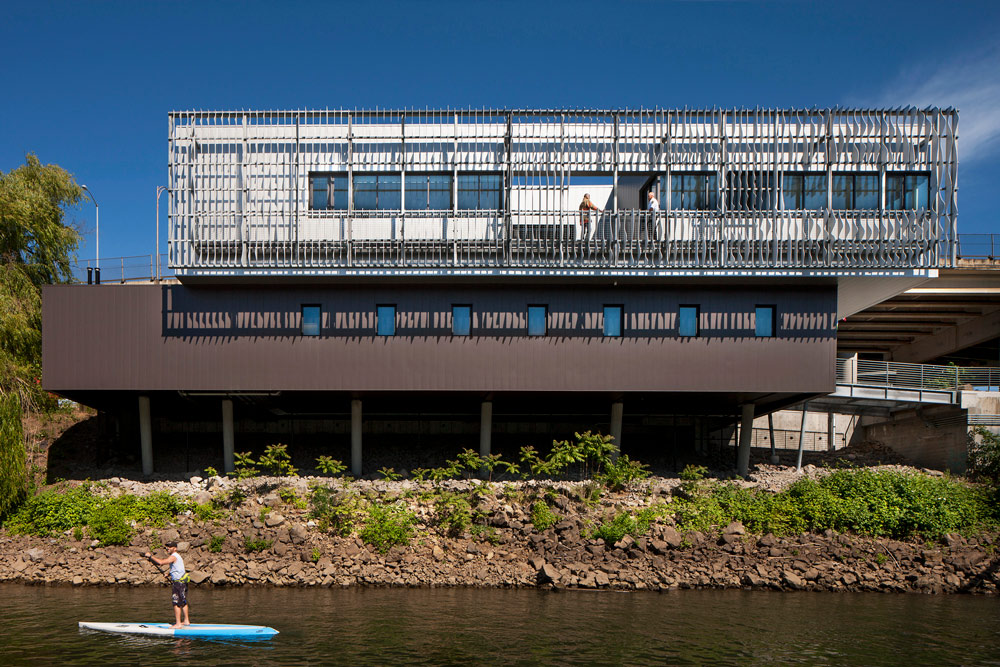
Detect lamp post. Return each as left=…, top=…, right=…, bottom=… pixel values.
left=80, top=185, right=99, bottom=282
left=156, top=186, right=167, bottom=282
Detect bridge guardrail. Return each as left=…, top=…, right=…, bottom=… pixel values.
left=838, top=358, right=1000, bottom=392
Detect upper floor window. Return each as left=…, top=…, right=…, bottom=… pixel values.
left=452, top=305, right=471, bottom=336
left=301, top=305, right=321, bottom=336
left=354, top=174, right=401, bottom=210
left=309, top=173, right=348, bottom=211
left=405, top=174, right=452, bottom=210
left=755, top=305, right=775, bottom=338
left=678, top=305, right=699, bottom=337
left=782, top=174, right=826, bottom=210
left=671, top=173, right=717, bottom=211
left=603, top=305, right=623, bottom=337
left=458, top=174, right=502, bottom=210
left=376, top=304, right=396, bottom=336
left=725, top=171, right=776, bottom=211
left=527, top=305, right=547, bottom=337
left=832, top=173, right=878, bottom=210
left=886, top=173, right=929, bottom=210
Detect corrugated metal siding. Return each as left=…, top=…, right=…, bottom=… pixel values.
left=43, top=284, right=836, bottom=394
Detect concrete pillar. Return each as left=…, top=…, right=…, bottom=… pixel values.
left=351, top=399, right=362, bottom=477
left=796, top=402, right=810, bottom=472
left=736, top=403, right=754, bottom=478
left=610, top=401, right=624, bottom=457
left=222, top=399, right=234, bottom=474
left=827, top=412, right=837, bottom=452
left=138, top=395, right=153, bottom=476
left=479, top=401, right=493, bottom=458
left=768, top=412, right=780, bottom=465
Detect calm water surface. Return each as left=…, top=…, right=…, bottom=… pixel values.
left=1, top=584, right=998, bottom=665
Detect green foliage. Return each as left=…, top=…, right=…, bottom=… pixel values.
left=3, top=486, right=184, bottom=544
left=679, top=464, right=709, bottom=482
left=0, top=393, right=26, bottom=521
left=434, top=492, right=472, bottom=536
left=377, top=467, right=402, bottom=481
left=259, top=507, right=271, bottom=521
left=874, top=552, right=888, bottom=565
left=213, top=487, right=247, bottom=509
left=315, top=455, right=347, bottom=477
left=257, top=443, right=298, bottom=477
left=0, top=154, right=82, bottom=411
left=203, top=466, right=219, bottom=478
left=310, top=547, right=321, bottom=563
left=208, top=535, right=225, bottom=553
left=278, top=487, right=307, bottom=509
left=670, top=469, right=1000, bottom=539
left=360, top=502, right=416, bottom=553
left=969, top=427, right=1000, bottom=484
left=72, top=525, right=83, bottom=541
left=470, top=524, right=499, bottom=545
left=232, top=452, right=259, bottom=479
left=591, top=505, right=666, bottom=546
left=530, top=500, right=559, bottom=532
left=191, top=502, right=221, bottom=522
left=309, top=485, right=364, bottom=537
left=244, top=536, right=273, bottom=553
left=599, top=454, right=651, bottom=491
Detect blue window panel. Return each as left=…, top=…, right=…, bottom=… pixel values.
left=887, top=173, right=930, bottom=210
left=831, top=174, right=851, bottom=209
left=755, top=306, right=775, bottom=338
left=354, top=175, right=378, bottom=210
left=854, top=174, right=879, bottom=209
left=377, top=175, right=401, bottom=210
left=527, top=305, right=546, bottom=336
left=301, top=305, right=321, bottom=337
left=310, top=177, right=329, bottom=210
left=457, top=173, right=502, bottom=210
left=376, top=305, right=396, bottom=336
left=603, top=305, right=622, bottom=337
left=671, top=173, right=717, bottom=211
left=678, top=306, right=699, bottom=337
left=452, top=305, right=471, bottom=336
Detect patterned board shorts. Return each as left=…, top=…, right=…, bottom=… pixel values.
left=171, top=580, right=188, bottom=607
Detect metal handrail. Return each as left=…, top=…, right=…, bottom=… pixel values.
left=837, top=358, right=1000, bottom=392
left=72, top=254, right=173, bottom=284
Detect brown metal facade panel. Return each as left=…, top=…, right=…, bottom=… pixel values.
left=43, top=283, right=836, bottom=394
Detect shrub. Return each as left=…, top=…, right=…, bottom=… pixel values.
left=969, top=427, right=1000, bottom=484
left=0, top=394, right=25, bottom=522
left=377, top=467, right=402, bottom=481
left=360, top=502, right=416, bottom=553
left=530, top=501, right=559, bottom=532
left=203, top=466, right=219, bottom=478
left=278, top=487, right=307, bottom=509
left=258, top=443, right=298, bottom=477
left=244, top=536, right=273, bottom=553
left=315, top=456, right=347, bottom=476
left=87, top=499, right=134, bottom=546
left=598, top=454, right=651, bottom=491
left=191, top=502, right=221, bottom=522
left=310, top=547, right=321, bottom=562
left=434, top=492, right=472, bottom=537
left=309, top=485, right=364, bottom=537
left=208, top=535, right=225, bottom=553
left=232, top=452, right=259, bottom=479
left=591, top=506, right=665, bottom=546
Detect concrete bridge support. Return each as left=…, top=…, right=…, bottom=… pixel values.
left=351, top=399, right=363, bottom=477
left=139, top=395, right=153, bottom=476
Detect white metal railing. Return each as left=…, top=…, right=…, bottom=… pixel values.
left=74, top=254, right=172, bottom=283
left=837, top=358, right=1000, bottom=392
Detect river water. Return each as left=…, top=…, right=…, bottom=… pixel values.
left=2, top=584, right=998, bottom=665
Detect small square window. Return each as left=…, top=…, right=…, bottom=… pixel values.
left=755, top=306, right=775, bottom=338
left=603, top=305, right=623, bottom=337
left=376, top=305, right=396, bottom=336
left=527, top=305, right=547, bottom=337
left=452, top=305, right=471, bottom=336
left=301, top=305, right=321, bottom=337
left=678, top=305, right=699, bottom=337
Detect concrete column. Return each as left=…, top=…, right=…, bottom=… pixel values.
left=768, top=412, right=780, bottom=464
left=479, top=401, right=493, bottom=458
left=351, top=399, right=362, bottom=477
left=222, top=399, right=235, bottom=474
left=736, top=403, right=754, bottom=478
left=796, top=402, right=810, bottom=472
left=610, top=401, right=624, bottom=457
left=138, top=395, right=153, bottom=476
left=827, top=412, right=837, bottom=452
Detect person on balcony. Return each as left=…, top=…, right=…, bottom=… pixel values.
left=645, top=191, right=660, bottom=241
left=579, top=193, right=600, bottom=240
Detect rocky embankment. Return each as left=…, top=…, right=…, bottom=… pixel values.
left=1, top=473, right=998, bottom=594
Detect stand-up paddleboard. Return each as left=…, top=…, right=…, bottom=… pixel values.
left=79, top=622, right=279, bottom=639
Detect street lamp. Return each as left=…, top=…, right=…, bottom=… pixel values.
left=156, top=186, right=168, bottom=282
left=80, top=184, right=99, bottom=278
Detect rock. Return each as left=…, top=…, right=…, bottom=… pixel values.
left=290, top=524, right=308, bottom=544
left=757, top=533, right=778, bottom=548
left=943, top=533, right=964, bottom=547
left=176, top=542, right=190, bottom=553
left=649, top=539, right=669, bottom=555
left=594, top=571, right=610, bottom=587
left=189, top=570, right=211, bottom=584
left=432, top=546, right=445, bottom=561
left=537, top=562, right=561, bottom=585
left=262, top=494, right=282, bottom=508
left=743, top=573, right=766, bottom=587
left=782, top=570, right=804, bottom=589
left=89, top=540, right=100, bottom=549
left=841, top=573, right=857, bottom=586
left=264, top=513, right=285, bottom=528
left=662, top=527, right=682, bottom=549
left=161, top=529, right=180, bottom=544
left=273, top=541, right=288, bottom=556
left=26, top=548, right=45, bottom=562
left=803, top=567, right=819, bottom=581
left=192, top=491, right=213, bottom=505
left=210, top=570, right=228, bottom=585
left=614, top=535, right=636, bottom=550
left=723, top=521, right=745, bottom=536
left=189, top=476, right=203, bottom=486
left=72, top=576, right=84, bottom=586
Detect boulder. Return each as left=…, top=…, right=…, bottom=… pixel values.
left=723, top=521, right=745, bottom=536
left=432, top=546, right=445, bottom=561
left=161, top=529, right=180, bottom=544
left=189, top=570, right=211, bottom=584
left=189, top=476, right=203, bottom=486
left=176, top=542, right=191, bottom=553
left=210, top=570, right=228, bottom=585
left=662, top=527, right=683, bottom=549
left=757, top=533, right=778, bottom=548
left=192, top=491, right=213, bottom=506
left=26, top=548, right=45, bottom=562
left=594, top=571, right=610, bottom=587
left=264, top=513, right=285, bottom=528
left=782, top=570, right=804, bottom=590
left=537, top=562, right=561, bottom=585
left=262, top=494, right=282, bottom=508
left=290, top=524, right=308, bottom=544
left=614, top=535, right=636, bottom=551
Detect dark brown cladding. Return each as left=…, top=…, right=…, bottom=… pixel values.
left=42, top=283, right=836, bottom=394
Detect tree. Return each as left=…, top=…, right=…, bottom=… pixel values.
left=0, top=154, right=82, bottom=410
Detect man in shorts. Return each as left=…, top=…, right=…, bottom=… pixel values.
left=145, top=541, right=190, bottom=628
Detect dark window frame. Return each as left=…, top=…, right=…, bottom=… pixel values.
left=527, top=304, right=547, bottom=337
left=376, top=304, right=396, bottom=337
left=670, top=172, right=718, bottom=211
left=754, top=305, right=776, bottom=338
left=886, top=172, right=931, bottom=211
left=678, top=305, right=700, bottom=338
left=781, top=172, right=827, bottom=211
left=405, top=172, right=453, bottom=211
left=353, top=173, right=402, bottom=210
left=603, top=304, right=623, bottom=338
left=308, top=172, right=349, bottom=211
left=832, top=172, right=879, bottom=210
left=301, top=304, right=322, bottom=337
left=452, top=304, right=472, bottom=337
left=457, top=172, right=503, bottom=210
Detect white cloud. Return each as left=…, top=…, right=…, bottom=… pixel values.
left=875, top=43, right=1000, bottom=162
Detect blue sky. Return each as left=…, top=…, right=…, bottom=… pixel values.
left=2, top=0, right=999, bottom=268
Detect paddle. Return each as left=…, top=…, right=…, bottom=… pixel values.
left=142, top=552, right=171, bottom=581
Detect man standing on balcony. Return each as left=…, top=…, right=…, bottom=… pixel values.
left=645, top=190, right=660, bottom=241
left=579, top=193, right=600, bottom=240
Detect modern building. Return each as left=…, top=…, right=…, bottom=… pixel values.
left=42, top=108, right=959, bottom=476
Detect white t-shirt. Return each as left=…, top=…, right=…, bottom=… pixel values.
left=169, top=552, right=186, bottom=581
left=648, top=196, right=660, bottom=211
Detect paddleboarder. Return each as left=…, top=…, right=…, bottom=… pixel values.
left=144, top=541, right=191, bottom=629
